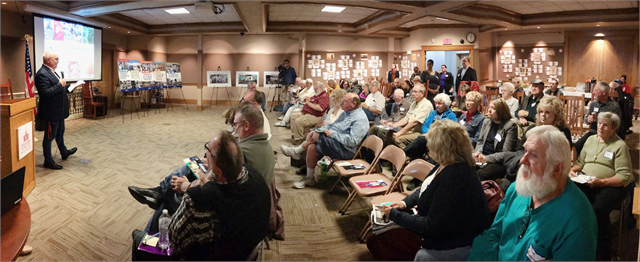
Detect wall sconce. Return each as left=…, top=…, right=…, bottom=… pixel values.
left=594, top=33, right=605, bottom=40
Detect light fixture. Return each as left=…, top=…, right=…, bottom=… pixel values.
left=127, top=31, right=130, bottom=34
left=594, top=33, right=605, bottom=37
left=436, top=17, right=449, bottom=21
left=596, top=24, right=600, bottom=26
left=108, top=26, right=111, bottom=28
left=321, top=6, right=345, bottom=13
left=536, top=26, right=540, bottom=29
left=1, top=2, right=6, bottom=5
left=165, top=8, right=190, bottom=14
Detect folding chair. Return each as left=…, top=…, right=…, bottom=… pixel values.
left=338, top=145, right=406, bottom=215
left=358, top=159, right=435, bottom=241
left=329, top=135, right=383, bottom=194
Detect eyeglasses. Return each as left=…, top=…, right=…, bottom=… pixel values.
left=204, top=142, right=215, bottom=159
left=518, top=206, right=533, bottom=239
left=232, top=120, right=247, bottom=129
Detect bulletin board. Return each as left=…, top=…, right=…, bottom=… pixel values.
left=497, top=45, right=565, bottom=85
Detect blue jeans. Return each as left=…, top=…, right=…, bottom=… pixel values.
left=43, top=120, right=68, bottom=163
left=144, top=165, right=190, bottom=232
left=363, top=108, right=378, bottom=122
left=281, top=100, right=294, bottom=116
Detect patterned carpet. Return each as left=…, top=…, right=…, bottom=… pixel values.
left=18, top=106, right=377, bottom=261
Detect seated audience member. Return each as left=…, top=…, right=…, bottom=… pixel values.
left=348, top=79, right=362, bottom=95
left=361, top=80, right=386, bottom=122
left=359, top=82, right=370, bottom=102
left=275, top=78, right=315, bottom=127
left=374, top=85, right=433, bottom=149
left=410, top=66, right=421, bottom=83
left=474, top=98, right=518, bottom=181
left=128, top=103, right=275, bottom=233
left=412, top=75, right=423, bottom=87
left=610, top=80, right=633, bottom=136
left=340, top=79, right=354, bottom=94
left=468, top=126, right=597, bottom=261
left=386, top=78, right=402, bottom=103
left=323, top=89, right=347, bottom=126
left=575, top=81, right=622, bottom=155
left=458, top=91, right=485, bottom=147
left=516, top=79, right=545, bottom=128
left=239, top=81, right=266, bottom=111
left=500, top=96, right=572, bottom=185
left=373, top=120, right=491, bottom=261
left=280, top=93, right=369, bottom=189
left=403, top=93, right=457, bottom=160
left=570, top=112, right=634, bottom=261
left=544, top=78, right=563, bottom=97
left=451, top=83, right=471, bottom=112
left=279, top=77, right=302, bottom=120
left=401, top=80, right=412, bottom=98
left=327, top=79, right=339, bottom=94
left=132, top=131, right=271, bottom=261
left=243, top=91, right=271, bottom=139
left=510, top=77, right=523, bottom=93
left=370, top=89, right=412, bottom=146
left=289, top=81, right=330, bottom=142
left=500, top=82, right=519, bottom=118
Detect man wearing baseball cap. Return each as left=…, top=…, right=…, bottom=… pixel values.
left=516, top=79, right=545, bottom=128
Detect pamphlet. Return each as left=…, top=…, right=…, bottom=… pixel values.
left=570, top=172, right=596, bottom=184
left=137, top=232, right=171, bottom=256
left=356, top=180, right=387, bottom=189
left=68, top=80, right=85, bottom=92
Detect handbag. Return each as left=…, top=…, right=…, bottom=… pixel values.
left=482, top=180, right=504, bottom=215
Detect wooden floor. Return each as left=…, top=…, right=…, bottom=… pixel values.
left=17, top=105, right=640, bottom=261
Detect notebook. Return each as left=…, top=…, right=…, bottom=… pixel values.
left=2, top=166, right=25, bottom=216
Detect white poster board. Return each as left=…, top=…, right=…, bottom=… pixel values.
left=207, top=71, right=231, bottom=87
left=18, top=122, right=33, bottom=160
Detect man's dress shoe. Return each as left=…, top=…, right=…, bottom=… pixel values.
left=44, top=161, right=63, bottom=170
left=128, top=186, right=162, bottom=210
left=62, top=147, right=77, bottom=160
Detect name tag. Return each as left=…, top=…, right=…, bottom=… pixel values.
left=408, top=110, right=413, bottom=114
left=400, top=108, right=405, bottom=112
left=460, top=119, right=466, bottom=125
left=495, top=133, right=502, bottom=142
left=604, top=151, right=613, bottom=160
left=531, top=103, right=536, bottom=107
left=594, top=107, right=599, bottom=112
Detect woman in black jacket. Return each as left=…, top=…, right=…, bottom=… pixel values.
left=383, top=120, right=491, bottom=261
left=439, top=65, right=454, bottom=95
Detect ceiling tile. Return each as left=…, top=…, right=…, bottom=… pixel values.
left=604, top=1, right=633, bottom=8
left=537, top=5, right=563, bottom=12
left=580, top=2, right=609, bottom=9
left=556, top=4, right=586, bottom=11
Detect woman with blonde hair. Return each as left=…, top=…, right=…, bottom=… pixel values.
left=458, top=91, right=485, bottom=147
left=473, top=98, right=518, bottom=181
left=378, top=120, right=491, bottom=261
left=323, top=89, right=346, bottom=125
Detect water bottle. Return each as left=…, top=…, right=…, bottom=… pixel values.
left=158, top=209, right=171, bottom=251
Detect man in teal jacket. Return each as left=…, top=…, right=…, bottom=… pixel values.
left=468, top=126, right=597, bottom=261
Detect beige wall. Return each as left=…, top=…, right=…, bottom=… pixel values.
left=306, top=35, right=390, bottom=52
left=401, top=28, right=481, bottom=51
left=496, top=30, right=565, bottom=47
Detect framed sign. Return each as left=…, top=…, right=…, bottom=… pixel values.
left=235, top=71, right=259, bottom=87
left=263, top=71, right=280, bottom=88
left=207, top=71, right=231, bottom=87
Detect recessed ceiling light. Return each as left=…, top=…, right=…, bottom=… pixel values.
left=594, top=33, right=605, bottom=37
left=321, top=6, right=345, bottom=13
left=537, top=26, right=540, bottom=29
left=108, top=26, right=111, bottom=28
left=596, top=24, right=600, bottom=26
left=436, top=17, right=449, bottom=21
left=1, top=2, right=7, bottom=5
left=127, top=31, right=130, bottom=34
left=165, top=8, right=190, bottom=14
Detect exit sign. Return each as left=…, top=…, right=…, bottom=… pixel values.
left=443, top=38, right=452, bottom=45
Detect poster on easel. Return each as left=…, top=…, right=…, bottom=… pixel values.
left=129, top=60, right=141, bottom=81
left=153, top=62, right=167, bottom=86
left=117, top=59, right=130, bottom=81
left=166, top=62, right=182, bottom=88
left=141, top=61, right=153, bottom=83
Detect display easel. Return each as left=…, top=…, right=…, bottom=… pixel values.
left=166, top=84, right=189, bottom=110
left=120, top=90, right=141, bottom=124
left=267, top=77, right=284, bottom=112
left=237, top=66, right=251, bottom=104
left=209, top=66, right=233, bottom=109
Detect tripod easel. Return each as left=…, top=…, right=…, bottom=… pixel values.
left=208, top=68, right=233, bottom=108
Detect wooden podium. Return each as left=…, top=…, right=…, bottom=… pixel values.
left=1, top=98, right=36, bottom=197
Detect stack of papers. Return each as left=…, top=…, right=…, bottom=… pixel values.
left=570, top=173, right=596, bottom=184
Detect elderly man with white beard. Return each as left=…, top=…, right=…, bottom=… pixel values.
left=468, top=125, right=598, bottom=261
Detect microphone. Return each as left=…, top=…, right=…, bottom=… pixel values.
left=61, top=71, right=65, bottom=78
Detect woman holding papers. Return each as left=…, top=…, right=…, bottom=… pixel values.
left=569, top=112, right=634, bottom=261
left=381, top=121, right=490, bottom=261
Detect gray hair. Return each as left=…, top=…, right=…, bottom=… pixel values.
left=371, top=80, right=381, bottom=88
left=414, top=84, right=426, bottom=94
left=434, top=93, right=451, bottom=107
left=43, top=50, right=58, bottom=59
left=306, top=78, right=313, bottom=84
left=597, top=112, right=621, bottom=131
left=596, top=81, right=610, bottom=93
left=526, top=125, right=572, bottom=177
left=501, top=82, right=515, bottom=93
left=393, top=89, right=404, bottom=98
left=315, top=81, right=325, bottom=90
left=462, top=56, right=470, bottom=63
left=609, top=81, right=620, bottom=89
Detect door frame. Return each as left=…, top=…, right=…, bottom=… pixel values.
left=420, top=45, right=475, bottom=72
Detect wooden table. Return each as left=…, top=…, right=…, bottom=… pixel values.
left=1, top=199, right=31, bottom=261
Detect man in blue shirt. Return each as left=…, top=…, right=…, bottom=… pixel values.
left=281, top=59, right=297, bottom=87
left=468, top=125, right=597, bottom=261
left=281, top=93, right=369, bottom=189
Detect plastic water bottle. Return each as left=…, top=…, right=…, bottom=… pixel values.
left=158, top=209, right=171, bottom=251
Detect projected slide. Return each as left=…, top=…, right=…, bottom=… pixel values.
left=34, top=14, right=102, bottom=82
left=43, top=18, right=95, bottom=79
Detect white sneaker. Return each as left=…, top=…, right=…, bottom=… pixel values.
left=275, top=121, right=287, bottom=127
left=277, top=116, right=284, bottom=120
left=281, top=145, right=302, bottom=160
left=293, top=177, right=316, bottom=189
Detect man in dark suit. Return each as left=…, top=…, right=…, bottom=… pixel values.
left=454, top=56, right=477, bottom=95
left=35, top=50, right=77, bottom=169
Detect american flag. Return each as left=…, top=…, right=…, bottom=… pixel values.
left=24, top=40, right=36, bottom=114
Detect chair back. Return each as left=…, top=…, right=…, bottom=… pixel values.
left=400, top=159, right=435, bottom=181
left=460, top=81, right=480, bottom=92
left=482, top=89, right=499, bottom=114
left=0, top=79, right=13, bottom=101
left=82, top=82, right=92, bottom=99
left=514, top=91, right=524, bottom=104
left=559, top=94, right=585, bottom=138
left=353, top=135, right=383, bottom=160
left=366, top=145, right=406, bottom=177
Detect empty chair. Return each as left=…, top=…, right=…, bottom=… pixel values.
left=338, top=145, right=406, bottom=215
left=329, top=135, right=383, bottom=194
left=0, top=79, right=13, bottom=101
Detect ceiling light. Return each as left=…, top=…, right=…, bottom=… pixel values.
left=536, top=27, right=540, bottom=29
left=594, top=33, right=605, bottom=37
left=321, top=6, right=345, bottom=13
left=165, top=8, right=190, bottom=14
left=1, top=2, right=6, bottom=5
left=436, top=17, right=449, bottom=21
left=108, top=26, right=111, bottom=28
left=596, top=24, right=600, bottom=26
left=127, top=31, right=130, bottom=34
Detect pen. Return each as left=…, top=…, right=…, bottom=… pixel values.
left=143, top=233, right=159, bottom=243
